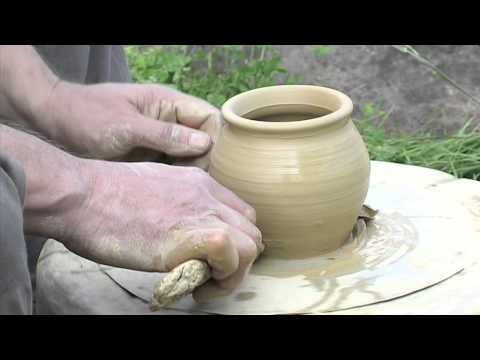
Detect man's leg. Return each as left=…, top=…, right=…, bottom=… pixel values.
left=34, top=45, right=131, bottom=85
left=0, top=154, right=32, bottom=314
left=33, top=45, right=91, bottom=83
left=85, top=45, right=131, bottom=84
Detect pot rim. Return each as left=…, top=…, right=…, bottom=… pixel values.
left=221, top=85, right=353, bottom=133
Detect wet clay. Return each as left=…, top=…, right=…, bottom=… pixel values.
left=210, top=86, right=371, bottom=259
left=251, top=212, right=417, bottom=281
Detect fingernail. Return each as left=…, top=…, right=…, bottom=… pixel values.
left=190, top=132, right=211, bottom=150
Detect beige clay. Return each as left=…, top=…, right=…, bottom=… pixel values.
left=209, top=85, right=371, bottom=258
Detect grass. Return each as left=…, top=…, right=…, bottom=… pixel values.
left=125, top=45, right=299, bottom=108
left=356, top=104, right=480, bottom=180
left=126, top=45, right=480, bottom=180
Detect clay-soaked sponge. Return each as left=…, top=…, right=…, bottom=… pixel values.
left=150, top=259, right=211, bottom=310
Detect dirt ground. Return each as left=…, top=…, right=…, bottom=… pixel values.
left=274, top=45, right=480, bottom=134
left=153, top=45, right=480, bottom=133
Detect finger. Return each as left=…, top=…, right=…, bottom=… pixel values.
left=171, top=115, right=222, bottom=171
left=169, top=101, right=223, bottom=167
left=174, top=100, right=221, bottom=129
left=141, top=89, right=224, bottom=167
left=198, top=112, right=223, bottom=145
left=143, top=87, right=221, bottom=132
left=214, top=203, right=263, bottom=250
left=193, top=227, right=258, bottom=302
left=207, top=178, right=257, bottom=223
left=161, top=226, right=239, bottom=280
left=130, top=116, right=212, bottom=157
left=170, top=120, right=221, bottom=170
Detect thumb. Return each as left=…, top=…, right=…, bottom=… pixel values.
left=129, top=116, right=213, bottom=157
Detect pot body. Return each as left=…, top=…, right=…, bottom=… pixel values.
left=209, top=86, right=370, bottom=259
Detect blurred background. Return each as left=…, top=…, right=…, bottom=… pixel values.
left=125, top=45, right=480, bottom=181
left=127, top=45, right=480, bottom=134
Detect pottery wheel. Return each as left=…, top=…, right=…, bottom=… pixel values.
left=35, top=161, right=480, bottom=315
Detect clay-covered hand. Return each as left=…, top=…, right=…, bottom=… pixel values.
left=61, top=160, right=263, bottom=302
left=38, top=82, right=223, bottom=169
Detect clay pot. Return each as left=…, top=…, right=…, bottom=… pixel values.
left=209, top=85, right=370, bottom=259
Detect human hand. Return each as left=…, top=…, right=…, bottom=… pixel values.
left=60, top=160, right=263, bottom=302
left=38, top=82, right=223, bottom=169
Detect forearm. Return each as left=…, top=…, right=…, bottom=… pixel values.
left=0, top=124, right=88, bottom=239
left=0, top=45, right=59, bottom=132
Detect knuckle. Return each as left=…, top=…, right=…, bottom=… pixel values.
left=240, top=241, right=258, bottom=264
left=203, top=208, right=223, bottom=223
left=206, top=228, right=231, bottom=254
left=186, top=166, right=208, bottom=183
left=242, top=221, right=262, bottom=243
left=190, top=168, right=213, bottom=188
left=159, top=122, right=175, bottom=140
left=246, top=206, right=257, bottom=223
left=254, top=225, right=262, bottom=238
left=206, top=174, right=226, bottom=190
left=190, top=166, right=207, bottom=178
left=161, top=123, right=188, bottom=146
left=253, top=227, right=263, bottom=243
left=249, top=224, right=262, bottom=243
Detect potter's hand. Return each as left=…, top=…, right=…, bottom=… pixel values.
left=37, top=82, right=223, bottom=169
left=63, top=161, right=263, bottom=302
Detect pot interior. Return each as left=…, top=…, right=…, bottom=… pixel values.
left=242, top=104, right=333, bottom=123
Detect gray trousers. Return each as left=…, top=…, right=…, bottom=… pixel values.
left=0, top=45, right=130, bottom=314
left=34, top=45, right=130, bottom=84
left=0, top=155, right=30, bottom=314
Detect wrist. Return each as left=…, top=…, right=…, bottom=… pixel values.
left=23, top=153, right=92, bottom=241
left=33, top=81, right=89, bottom=154
left=0, top=123, right=93, bottom=244
left=0, top=46, right=60, bottom=129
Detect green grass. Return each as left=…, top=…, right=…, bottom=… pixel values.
left=125, top=45, right=299, bottom=108
left=126, top=45, right=480, bottom=180
left=356, top=103, right=480, bottom=180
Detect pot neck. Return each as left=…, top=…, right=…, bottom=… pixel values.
left=221, top=85, right=354, bottom=135
left=224, top=115, right=351, bottom=138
